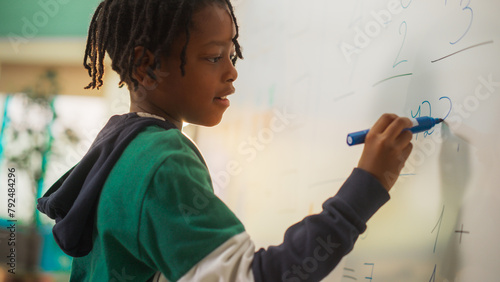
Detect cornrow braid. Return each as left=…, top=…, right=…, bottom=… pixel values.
left=94, top=0, right=114, bottom=89
left=225, top=1, right=242, bottom=65
left=83, top=0, right=243, bottom=91
left=83, top=2, right=104, bottom=88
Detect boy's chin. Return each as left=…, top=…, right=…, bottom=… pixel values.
left=187, top=115, right=224, bottom=128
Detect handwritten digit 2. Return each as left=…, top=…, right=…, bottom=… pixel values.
left=393, top=21, right=408, bottom=68
left=439, top=96, right=453, bottom=120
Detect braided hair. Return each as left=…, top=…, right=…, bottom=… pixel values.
left=83, top=0, right=243, bottom=91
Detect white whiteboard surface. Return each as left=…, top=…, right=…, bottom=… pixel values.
left=195, top=1, right=500, bottom=281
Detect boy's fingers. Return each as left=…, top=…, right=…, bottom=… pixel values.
left=395, top=130, right=413, bottom=150
left=401, top=142, right=413, bottom=163
left=383, top=117, right=413, bottom=141
left=395, top=143, right=413, bottom=172
left=370, top=113, right=398, bottom=134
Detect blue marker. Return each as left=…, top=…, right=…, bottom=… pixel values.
left=347, top=116, right=444, bottom=146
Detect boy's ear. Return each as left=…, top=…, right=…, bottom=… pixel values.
left=132, top=46, right=157, bottom=88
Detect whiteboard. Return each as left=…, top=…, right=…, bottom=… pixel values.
left=193, top=0, right=500, bottom=281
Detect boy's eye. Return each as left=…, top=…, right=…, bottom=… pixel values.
left=207, top=53, right=237, bottom=64
left=208, top=56, right=223, bottom=63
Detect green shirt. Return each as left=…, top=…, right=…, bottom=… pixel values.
left=70, top=126, right=245, bottom=281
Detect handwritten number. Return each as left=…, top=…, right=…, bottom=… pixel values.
left=411, top=105, right=421, bottom=119
left=429, top=264, right=437, bottom=282
left=364, top=263, right=375, bottom=281
left=411, top=97, right=452, bottom=139
left=401, top=0, right=412, bottom=8
left=393, top=21, right=408, bottom=68
left=422, top=101, right=432, bottom=116
left=422, top=101, right=434, bottom=137
left=411, top=101, right=432, bottom=139
left=439, top=96, right=453, bottom=120
left=431, top=205, right=445, bottom=253
left=411, top=104, right=421, bottom=140
left=449, top=0, right=474, bottom=45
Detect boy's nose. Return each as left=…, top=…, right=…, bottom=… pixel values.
left=226, top=61, right=238, bottom=83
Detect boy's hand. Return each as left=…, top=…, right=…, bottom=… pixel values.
left=357, top=114, right=414, bottom=191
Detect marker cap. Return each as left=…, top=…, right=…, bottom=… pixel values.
left=347, top=129, right=370, bottom=146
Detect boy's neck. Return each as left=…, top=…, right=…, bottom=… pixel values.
left=129, top=104, right=183, bottom=129
left=136, top=112, right=166, bottom=121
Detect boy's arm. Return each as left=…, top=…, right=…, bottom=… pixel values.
left=147, top=114, right=412, bottom=282
left=252, top=114, right=413, bottom=281
left=252, top=168, right=389, bottom=282
left=150, top=168, right=387, bottom=282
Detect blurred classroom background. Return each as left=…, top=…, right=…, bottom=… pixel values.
left=0, top=0, right=135, bottom=281
left=0, top=0, right=321, bottom=281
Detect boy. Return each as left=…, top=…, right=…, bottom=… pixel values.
left=38, top=1, right=413, bottom=281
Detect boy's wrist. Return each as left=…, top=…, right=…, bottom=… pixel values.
left=333, top=168, right=390, bottom=223
left=355, top=165, right=390, bottom=191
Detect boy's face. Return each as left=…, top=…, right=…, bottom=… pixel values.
left=150, top=3, right=238, bottom=127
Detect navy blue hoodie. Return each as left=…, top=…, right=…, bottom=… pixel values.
left=37, top=113, right=176, bottom=257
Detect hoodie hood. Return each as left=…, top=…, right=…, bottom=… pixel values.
left=37, top=112, right=176, bottom=257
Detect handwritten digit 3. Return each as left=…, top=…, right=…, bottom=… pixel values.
left=449, top=0, right=474, bottom=45
left=393, top=21, right=408, bottom=68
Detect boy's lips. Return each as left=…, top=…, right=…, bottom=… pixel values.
left=216, top=88, right=235, bottom=99
left=214, top=96, right=230, bottom=107
left=214, top=88, right=235, bottom=107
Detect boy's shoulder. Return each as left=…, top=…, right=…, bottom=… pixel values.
left=96, top=123, right=222, bottom=236
left=126, top=125, right=205, bottom=164
left=97, top=124, right=212, bottom=223
left=102, top=124, right=209, bottom=195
